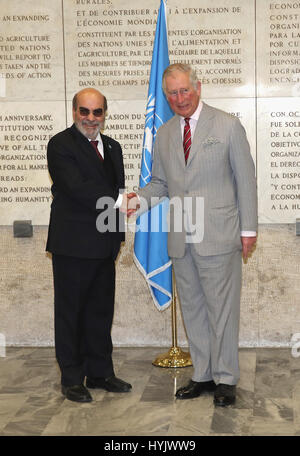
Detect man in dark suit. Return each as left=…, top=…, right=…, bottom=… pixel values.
left=46, top=88, right=132, bottom=403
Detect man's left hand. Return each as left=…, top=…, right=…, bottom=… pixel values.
left=241, top=236, right=257, bottom=261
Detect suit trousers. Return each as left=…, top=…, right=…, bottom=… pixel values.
left=52, top=254, right=116, bottom=386
left=172, top=244, right=242, bottom=385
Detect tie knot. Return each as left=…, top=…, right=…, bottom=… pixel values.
left=91, top=140, right=98, bottom=147
left=184, top=118, right=190, bottom=124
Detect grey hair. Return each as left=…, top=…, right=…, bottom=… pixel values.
left=162, top=64, right=198, bottom=94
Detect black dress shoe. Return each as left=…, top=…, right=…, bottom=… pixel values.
left=61, top=384, right=92, bottom=403
left=175, top=379, right=216, bottom=399
left=86, top=375, right=132, bottom=392
left=214, top=384, right=236, bottom=407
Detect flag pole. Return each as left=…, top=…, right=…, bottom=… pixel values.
left=134, top=0, right=192, bottom=367
left=152, top=267, right=192, bottom=368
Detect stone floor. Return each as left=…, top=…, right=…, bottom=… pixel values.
left=0, top=346, right=299, bottom=436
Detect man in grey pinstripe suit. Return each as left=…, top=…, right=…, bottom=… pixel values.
left=129, top=64, right=257, bottom=406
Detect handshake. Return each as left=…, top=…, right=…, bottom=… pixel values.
left=120, top=192, right=140, bottom=217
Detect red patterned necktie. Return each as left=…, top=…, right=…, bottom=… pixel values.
left=90, top=140, right=104, bottom=161
left=183, top=118, right=191, bottom=164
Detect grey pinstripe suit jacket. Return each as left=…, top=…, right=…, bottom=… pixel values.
left=138, top=102, right=258, bottom=258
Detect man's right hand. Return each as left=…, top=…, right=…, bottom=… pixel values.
left=127, top=192, right=140, bottom=217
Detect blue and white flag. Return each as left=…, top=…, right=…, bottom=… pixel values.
left=133, top=0, right=173, bottom=310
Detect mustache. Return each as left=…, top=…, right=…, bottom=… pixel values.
left=82, top=119, right=101, bottom=127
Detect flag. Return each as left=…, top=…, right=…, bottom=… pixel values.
left=133, top=0, right=173, bottom=310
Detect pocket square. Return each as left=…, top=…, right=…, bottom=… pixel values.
left=203, top=137, right=220, bottom=146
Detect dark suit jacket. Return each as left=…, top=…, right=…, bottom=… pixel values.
left=46, top=124, right=125, bottom=259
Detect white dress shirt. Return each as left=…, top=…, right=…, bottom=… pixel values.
left=89, top=134, right=123, bottom=208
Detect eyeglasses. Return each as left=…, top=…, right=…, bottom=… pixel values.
left=78, top=107, right=104, bottom=117
left=167, top=88, right=191, bottom=98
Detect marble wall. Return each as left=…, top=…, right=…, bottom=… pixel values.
left=1, top=0, right=300, bottom=347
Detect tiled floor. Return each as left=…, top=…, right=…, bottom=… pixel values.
left=0, top=347, right=299, bottom=436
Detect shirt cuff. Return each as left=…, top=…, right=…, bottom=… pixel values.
left=241, top=231, right=257, bottom=237
left=114, top=193, right=123, bottom=209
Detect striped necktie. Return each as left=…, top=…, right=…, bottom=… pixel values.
left=183, top=118, right=191, bottom=164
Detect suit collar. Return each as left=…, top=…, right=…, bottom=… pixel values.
left=101, top=133, right=114, bottom=155
left=169, top=116, right=185, bottom=167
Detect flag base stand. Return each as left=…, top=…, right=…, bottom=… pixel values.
left=152, top=346, right=192, bottom=368
left=152, top=269, right=192, bottom=368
